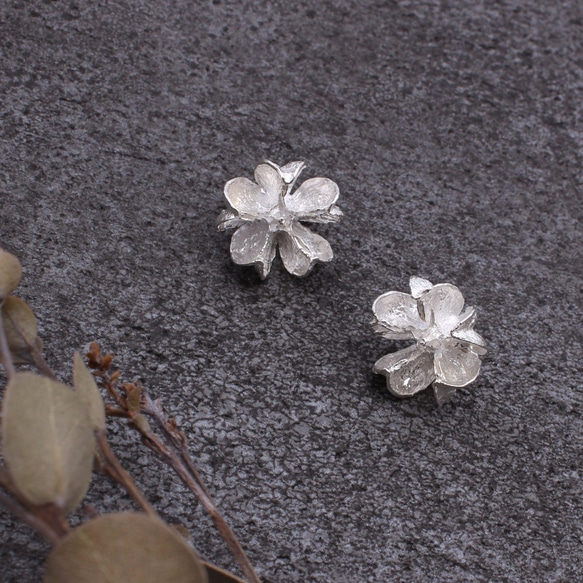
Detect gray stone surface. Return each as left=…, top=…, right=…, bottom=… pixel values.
left=1, top=0, right=582, bottom=581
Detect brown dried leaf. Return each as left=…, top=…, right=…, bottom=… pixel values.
left=203, top=562, right=247, bottom=583
left=2, top=372, right=95, bottom=513
left=44, top=512, right=208, bottom=583
left=126, top=384, right=142, bottom=413
left=73, top=352, right=106, bottom=431
left=0, top=249, right=22, bottom=299
left=131, top=413, right=151, bottom=434
left=1, top=296, right=42, bottom=364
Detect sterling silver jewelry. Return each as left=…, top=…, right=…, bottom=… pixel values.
left=217, top=160, right=342, bottom=279
left=372, top=276, right=487, bottom=405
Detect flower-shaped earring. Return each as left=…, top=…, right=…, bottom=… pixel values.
left=217, top=160, right=342, bottom=279
left=372, top=276, right=487, bottom=405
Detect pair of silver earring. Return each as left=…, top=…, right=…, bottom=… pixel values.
left=217, top=160, right=487, bottom=406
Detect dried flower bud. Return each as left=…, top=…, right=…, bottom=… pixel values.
left=86, top=341, right=103, bottom=367
left=101, top=353, right=114, bottom=370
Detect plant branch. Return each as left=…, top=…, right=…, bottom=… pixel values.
left=105, top=405, right=131, bottom=417
left=88, top=343, right=260, bottom=583
left=0, top=301, right=16, bottom=380
left=142, top=394, right=212, bottom=499
left=0, top=465, right=68, bottom=543
left=0, top=488, right=61, bottom=544
left=30, top=342, right=57, bottom=380
left=95, top=429, right=159, bottom=518
left=132, top=416, right=261, bottom=583
left=34, top=504, right=71, bottom=539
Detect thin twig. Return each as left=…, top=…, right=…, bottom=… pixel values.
left=0, top=489, right=61, bottom=544
left=133, top=417, right=261, bottom=583
left=34, top=504, right=70, bottom=538
left=89, top=343, right=261, bottom=583
left=0, top=301, right=16, bottom=380
left=95, top=429, right=159, bottom=518
left=30, top=343, right=57, bottom=380
left=142, top=394, right=212, bottom=499
left=0, top=465, right=69, bottom=542
left=105, top=404, right=131, bottom=418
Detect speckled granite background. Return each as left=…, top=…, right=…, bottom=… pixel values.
left=1, top=1, right=582, bottom=581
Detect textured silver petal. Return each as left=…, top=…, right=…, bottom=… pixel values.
left=456, top=306, right=477, bottom=327
left=217, top=209, right=246, bottom=231
left=224, top=177, right=276, bottom=218
left=451, top=329, right=488, bottom=355
left=372, top=291, right=426, bottom=340
left=421, top=283, right=465, bottom=335
left=278, top=223, right=333, bottom=276
left=306, top=204, right=344, bottom=224
left=370, top=321, right=411, bottom=340
left=434, top=337, right=482, bottom=387
left=254, top=163, right=285, bottom=200
left=373, top=345, right=435, bottom=397
left=293, top=223, right=334, bottom=262
left=285, top=177, right=340, bottom=215
left=451, top=307, right=487, bottom=354
left=230, top=221, right=276, bottom=279
left=373, top=344, right=418, bottom=374
left=409, top=276, right=433, bottom=299
left=278, top=232, right=311, bottom=276
left=278, top=161, right=306, bottom=184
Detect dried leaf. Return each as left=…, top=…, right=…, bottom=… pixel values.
left=2, top=372, right=95, bottom=513
left=131, top=413, right=151, bottom=434
left=0, top=249, right=22, bottom=299
left=73, top=352, right=106, bottom=431
left=203, top=562, right=247, bottom=583
left=1, top=296, right=42, bottom=364
left=44, top=512, right=208, bottom=583
left=126, top=383, right=142, bottom=413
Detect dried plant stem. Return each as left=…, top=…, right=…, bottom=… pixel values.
left=0, top=489, right=61, bottom=544
left=105, top=405, right=130, bottom=417
left=30, top=344, right=57, bottom=380
left=89, top=342, right=261, bottom=583
left=133, top=413, right=261, bottom=583
left=0, top=303, right=16, bottom=380
left=95, top=429, right=159, bottom=518
left=142, top=394, right=212, bottom=498
left=0, top=466, right=68, bottom=544
left=35, top=504, right=71, bottom=539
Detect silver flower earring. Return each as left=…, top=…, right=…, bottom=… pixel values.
left=371, top=276, right=487, bottom=405
left=217, top=160, right=342, bottom=279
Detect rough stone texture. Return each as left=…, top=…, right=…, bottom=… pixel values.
left=1, top=0, right=582, bottom=581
